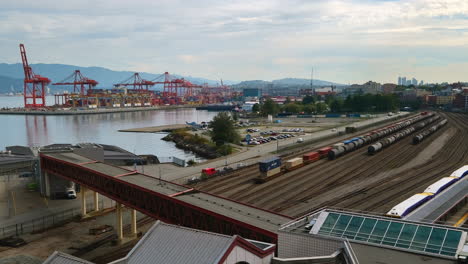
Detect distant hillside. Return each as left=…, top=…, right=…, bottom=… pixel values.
left=232, top=78, right=343, bottom=90
left=0, top=63, right=237, bottom=93
left=0, top=63, right=345, bottom=95
left=0, top=75, right=23, bottom=94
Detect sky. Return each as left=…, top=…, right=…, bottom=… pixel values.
left=1, top=0, right=468, bottom=84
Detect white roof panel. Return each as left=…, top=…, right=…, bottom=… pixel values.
left=450, top=165, right=468, bottom=178
left=424, top=177, right=458, bottom=194
left=387, top=193, right=433, bottom=217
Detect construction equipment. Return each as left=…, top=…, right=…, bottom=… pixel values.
left=113, top=73, right=154, bottom=93
left=53, top=70, right=98, bottom=95
left=19, top=44, right=51, bottom=108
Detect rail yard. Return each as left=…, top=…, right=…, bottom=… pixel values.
left=193, top=112, right=468, bottom=220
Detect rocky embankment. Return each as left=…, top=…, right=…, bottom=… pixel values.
left=162, top=132, right=221, bottom=159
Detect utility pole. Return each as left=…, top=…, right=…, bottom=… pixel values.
left=310, top=67, right=314, bottom=95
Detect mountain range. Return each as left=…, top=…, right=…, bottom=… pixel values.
left=0, top=63, right=343, bottom=94
left=231, top=78, right=343, bottom=90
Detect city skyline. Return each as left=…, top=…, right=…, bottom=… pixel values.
left=0, top=0, right=468, bottom=84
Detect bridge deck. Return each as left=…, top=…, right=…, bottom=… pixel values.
left=42, top=152, right=289, bottom=234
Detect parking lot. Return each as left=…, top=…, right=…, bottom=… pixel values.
left=243, top=128, right=305, bottom=145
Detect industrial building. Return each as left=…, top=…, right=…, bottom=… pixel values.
left=38, top=143, right=146, bottom=199
left=43, top=221, right=276, bottom=264
left=278, top=208, right=468, bottom=264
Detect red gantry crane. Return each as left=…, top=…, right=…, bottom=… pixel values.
left=20, top=44, right=51, bottom=108
left=113, top=73, right=154, bottom=92
left=151, top=72, right=201, bottom=98
left=52, top=70, right=98, bottom=95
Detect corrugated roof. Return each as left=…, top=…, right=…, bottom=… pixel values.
left=116, top=221, right=234, bottom=264
left=42, top=251, right=94, bottom=264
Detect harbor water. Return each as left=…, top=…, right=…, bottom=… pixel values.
left=0, top=96, right=219, bottom=161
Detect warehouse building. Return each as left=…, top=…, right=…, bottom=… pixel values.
left=44, top=221, right=276, bottom=264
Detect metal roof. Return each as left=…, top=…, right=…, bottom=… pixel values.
left=406, top=178, right=468, bottom=223
left=387, top=193, right=433, bottom=217
left=43, top=152, right=290, bottom=233
left=424, top=177, right=458, bottom=194
left=111, top=221, right=234, bottom=264
left=109, top=221, right=275, bottom=264
left=42, top=251, right=93, bottom=264
left=450, top=165, right=468, bottom=178
left=0, top=154, right=36, bottom=165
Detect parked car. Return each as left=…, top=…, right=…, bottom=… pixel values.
left=0, top=237, right=27, bottom=247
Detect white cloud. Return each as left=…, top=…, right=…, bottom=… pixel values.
left=0, top=0, right=468, bottom=83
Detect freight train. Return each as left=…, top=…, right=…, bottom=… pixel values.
left=254, top=113, right=434, bottom=183
left=386, top=165, right=468, bottom=218
left=413, top=119, right=448, bottom=144
left=367, top=114, right=441, bottom=155
left=254, top=147, right=335, bottom=183
left=328, top=112, right=435, bottom=160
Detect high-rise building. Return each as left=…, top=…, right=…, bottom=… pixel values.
left=406, top=80, right=412, bottom=86
left=401, top=77, right=407, bottom=86
left=420, top=80, right=424, bottom=86
left=412, top=78, right=418, bottom=86
left=398, top=77, right=402, bottom=85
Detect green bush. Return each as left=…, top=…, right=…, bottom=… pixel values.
left=217, top=144, right=233, bottom=156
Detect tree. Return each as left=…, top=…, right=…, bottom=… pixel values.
left=315, top=102, right=328, bottom=113
left=282, top=103, right=302, bottom=113
left=252, top=103, right=260, bottom=112
left=330, top=99, right=343, bottom=113
left=261, top=98, right=280, bottom=116
left=284, top=96, right=292, bottom=105
left=232, top=112, right=239, bottom=121
left=209, top=112, right=241, bottom=146
left=302, top=95, right=315, bottom=105
left=303, top=104, right=316, bottom=114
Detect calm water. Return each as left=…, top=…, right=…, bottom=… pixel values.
left=0, top=96, right=218, bottom=160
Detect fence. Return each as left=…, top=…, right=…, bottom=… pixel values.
left=158, top=156, right=186, bottom=167
left=0, top=200, right=105, bottom=239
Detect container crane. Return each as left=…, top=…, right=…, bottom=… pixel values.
left=113, top=73, right=154, bottom=92
left=151, top=72, right=202, bottom=98
left=19, top=44, right=51, bottom=108
left=53, top=70, right=98, bottom=95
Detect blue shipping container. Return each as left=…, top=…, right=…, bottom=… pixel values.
left=297, top=114, right=313, bottom=118
left=325, top=114, right=341, bottom=118
left=346, top=113, right=361, bottom=118
left=259, top=157, right=282, bottom=172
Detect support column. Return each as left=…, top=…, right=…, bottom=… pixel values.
left=93, top=191, right=99, bottom=212
left=131, top=209, right=137, bottom=236
left=116, top=203, right=123, bottom=241
left=43, top=172, right=51, bottom=197
left=81, top=186, right=87, bottom=217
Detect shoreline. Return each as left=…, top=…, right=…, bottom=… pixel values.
left=0, top=104, right=198, bottom=115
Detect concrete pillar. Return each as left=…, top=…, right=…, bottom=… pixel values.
left=131, top=209, right=137, bottom=236
left=93, top=191, right=99, bottom=212
left=81, top=186, right=87, bottom=217
left=43, top=172, right=51, bottom=197
left=116, top=203, right=123, bottom=240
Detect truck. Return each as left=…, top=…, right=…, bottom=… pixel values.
left=66, top=182, right=77, bottom=199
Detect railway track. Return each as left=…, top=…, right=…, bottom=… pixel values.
left=195, top=112, right=468, bottom=218
left=193, top=113, right=421, bottom=190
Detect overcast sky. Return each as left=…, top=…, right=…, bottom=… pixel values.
left=1, top=0, right=468, bottom=84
